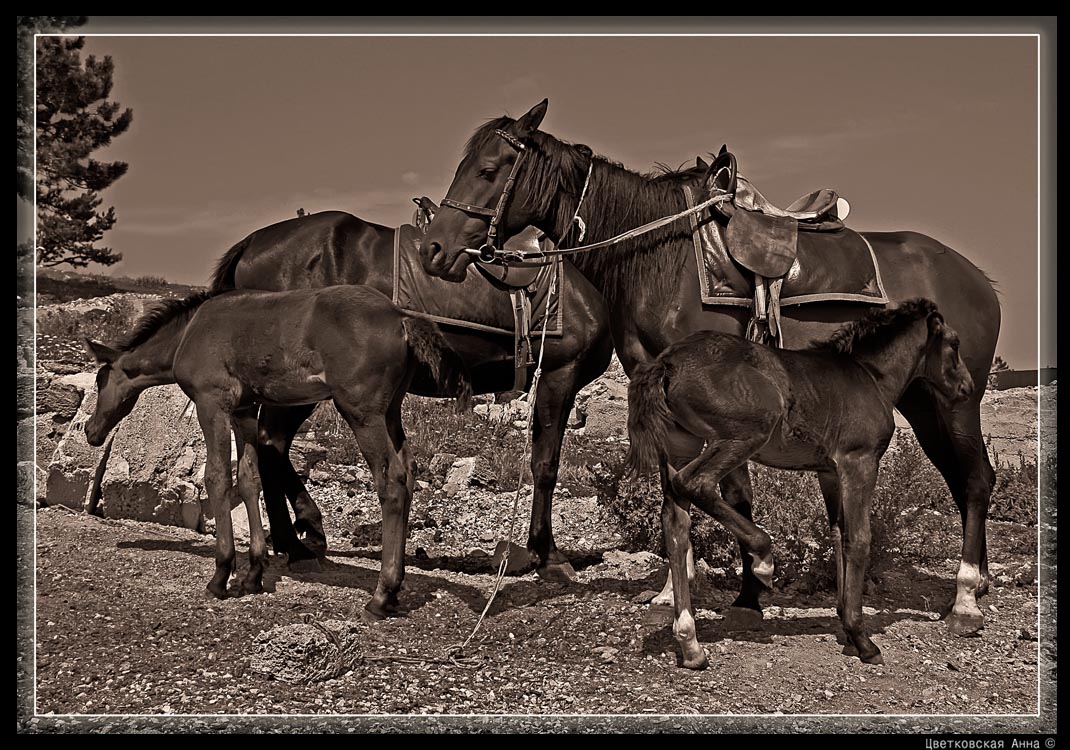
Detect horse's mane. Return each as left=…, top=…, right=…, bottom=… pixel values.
left=810, top=298, right=938, bottom=355
left=121, top=290, right=214, bottom=352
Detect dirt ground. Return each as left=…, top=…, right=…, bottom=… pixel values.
left=31, top=479, right=1050, bottom=723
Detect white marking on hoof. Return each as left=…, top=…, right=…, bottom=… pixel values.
left=953, top=561, right=983, bottom=618
left=673, top=609, right=697, bottom=644
left=750, top=551, right=774, bottom=587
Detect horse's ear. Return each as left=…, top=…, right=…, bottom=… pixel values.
left=718, top=144, right=728, bottom=156
left=84, top=337, right=119, bottom=364
left=926, top=311, right=946, bottom=337
left=514, top=99, right=548, bottom=139
left=419, top=196, right=439, bottom=212
left=696, top=155, right=710, bottom=171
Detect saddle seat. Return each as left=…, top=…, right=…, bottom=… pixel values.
left=704, top=148, right=850, bottom=230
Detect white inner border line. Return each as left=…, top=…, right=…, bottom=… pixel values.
left=29, top=29, right=1046, bottom=722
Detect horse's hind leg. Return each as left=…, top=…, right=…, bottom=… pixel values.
left=233, top=407, right=268, bottom=595
left=836, top=454, right=883, bottom=664
left=338, top=407, right=410, bottom=620
left=660, top=463, right=708, bottom=670
left=671, top=437, right=775, bottom=588
left=897, top=385, right=994, bottom=636
left=818, top=470, right=846, bottom=619
left=197, top=401, right=236, bottom=599
left=720, top=466, right=767, bottom=630
left=258, top=404, right=325, bottom=565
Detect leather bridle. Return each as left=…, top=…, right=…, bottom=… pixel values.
left=439, top=128, right=529, bottom=262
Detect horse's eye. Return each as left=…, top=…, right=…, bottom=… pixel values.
left=478, top=167, right=497, bottom=181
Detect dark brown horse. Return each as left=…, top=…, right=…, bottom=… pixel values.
left=208, top=204, right=612, bottom=581
left=84, top=286, right=470, bottom=617
left=626, top=300, right=974, bottom=668
left=418, top=100, right=1001, bottom=637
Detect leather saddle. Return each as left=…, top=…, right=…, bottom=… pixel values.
left=700, top=146, right=854, bottom=345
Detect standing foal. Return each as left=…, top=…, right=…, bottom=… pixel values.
left=84, top=285, right=470, bottom=617
left=627, top=299, right=974, bottom=668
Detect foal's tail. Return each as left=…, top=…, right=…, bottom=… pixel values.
left=625, top=359, right=673, bottom=475
left=401, top=316, right=473, bottom=411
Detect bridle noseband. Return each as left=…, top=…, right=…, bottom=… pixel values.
left=439, top=128, right=529, bottom=261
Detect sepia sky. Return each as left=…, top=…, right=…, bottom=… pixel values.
left=40, top=33, right=1040, bottom=366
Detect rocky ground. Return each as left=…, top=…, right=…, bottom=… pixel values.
left=19, top=283, right=1056, bottom=731
left=31, top=485, right=1050, bottom=719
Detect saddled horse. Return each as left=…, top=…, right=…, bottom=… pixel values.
left=418, top=100, right=1002, bottom=636
left=626, top=300, right=974, bottom=668
left=208, top=202, right=612, bottom=581
left=84, top=286, right=471, bottom=617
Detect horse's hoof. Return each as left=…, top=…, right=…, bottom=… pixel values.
left=946, top=610, right=985, bottom=637
left=288, top=556, right=323, bottom=574
left=536, top=559, right=577, bottom=583
left=841, top=643, right=859, bottom=657
left=860, top=651, right=885, bottom=666
left=241, top=579, right=264, bottom=596
left=205, top=585, right=228, bottom=600
left=642, top=604, right=675, bottom=628
left=723, top=606, right=764, bottom=631
left=361, top=606, right=387, bottom=624
left=681, top=649, right=710, bottom=671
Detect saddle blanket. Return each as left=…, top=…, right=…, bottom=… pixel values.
left=392, top=224, right=562, bottom=337
left=685, top=188, right=888, bottom=308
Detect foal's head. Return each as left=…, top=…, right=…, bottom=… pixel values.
left=83, top=338, right=139, bottom=446
left=918, top=309, right=975, bottom=405
left=81, top=292, right=210, bottom=446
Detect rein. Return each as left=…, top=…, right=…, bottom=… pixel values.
left=444, top=127, right=734, bottom=268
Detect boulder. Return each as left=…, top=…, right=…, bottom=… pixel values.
left=45, top=373, right=104, bottom=510
left=583, top=399, right=629, bottom=439
left=443, top=456, right=497, bottom=496
left=36, top=378, right=85, bottom=418
left=46, top=377, right=209, bottom=529
left=95, top=385, right=207, bottom=529
left=427, top=453, right=458, bottom=483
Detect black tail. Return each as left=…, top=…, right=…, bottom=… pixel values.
left=207, top=234, right=252, bottom=293
left=401, top=316, right=473, bottom=410
left=624, top=359, right=673, bottom=475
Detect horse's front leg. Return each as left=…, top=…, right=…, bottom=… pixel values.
left=837, top=454, right=883, bottom=664
left=198, top=401, right=236, bottom=599
left=527, top=365, right=582, bottom=582
left=342, top=410, right=410, bottom=620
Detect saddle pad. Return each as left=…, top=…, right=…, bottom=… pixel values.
left=392, top=224, right=562, bottom=337
left=684, top=185, right=887, bottom=308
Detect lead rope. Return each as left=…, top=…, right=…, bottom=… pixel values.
left=443, top=259, right=559, bottom=661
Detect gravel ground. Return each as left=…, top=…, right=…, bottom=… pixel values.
left=23, top=473, right=1055, bottom=731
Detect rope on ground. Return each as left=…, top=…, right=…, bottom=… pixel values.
left=443, top=260, right=558, bottom=661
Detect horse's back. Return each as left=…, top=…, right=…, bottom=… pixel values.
left=229, top=211, right=391, bottom=291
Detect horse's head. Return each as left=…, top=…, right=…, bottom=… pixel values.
left=421, top=100, right=552, bottom=282
left=83, top=338, right=140, bottom=446
left=920, top=311, right=974, bottom=406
